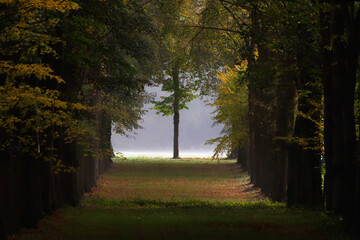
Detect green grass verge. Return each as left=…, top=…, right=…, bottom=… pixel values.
left=13, top=201, right=353, bottom=240
left=111, top=157, right=235, bottom=163
left=83, top=197, right=278, bottom=208
left=10, top=158, right=356, bottom=240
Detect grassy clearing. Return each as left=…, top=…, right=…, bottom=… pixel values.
left=86, top=158, right=263, bottom=202
left=11, top=157, right=355, bottom=240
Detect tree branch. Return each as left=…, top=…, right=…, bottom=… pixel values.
left=218, top=0, right=244, bottom=31
left=187, top=25, right=247, bottom=36
left=217, top=0, right=262, bottom=13
left=185, top=28, right=204, bottom=50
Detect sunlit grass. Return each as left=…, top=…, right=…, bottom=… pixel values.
left=87, top=157, right=261, bottom=202
left=83, top=198, right=280, bottom=208
left=116, top=151, right=224, bottom=159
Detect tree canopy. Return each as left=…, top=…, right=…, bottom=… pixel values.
left=1, top=0, right=360, bottom=237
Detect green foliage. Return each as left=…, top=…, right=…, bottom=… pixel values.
left=63, top=0, right=158, bottom=135
left=0, top=0, right=82, bottom=172
left=0, top=83, right=81, bottom=161
left=152, top=80, right=198, bottom=116
left=207, top=61, right=249, bottom=158
left=0, top=0, right=78, bottom=62
left=200, top=0, right=324, bottom=156
left=0, top=0, right=159, bottom=172
left=151, top=6, right=196, bottom=115
left=151, top=0, right=225, bottom=116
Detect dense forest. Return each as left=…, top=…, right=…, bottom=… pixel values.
left=1, top=0, right=360, bottom=238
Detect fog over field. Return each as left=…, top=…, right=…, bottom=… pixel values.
left=111, top=86, right=223, bottom=158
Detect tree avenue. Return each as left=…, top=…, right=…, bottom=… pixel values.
left=1, top=0, right=157, bottom=237
left=1, top=0, right=360, bottom=238
left=201, top=0, right=359, bottom=232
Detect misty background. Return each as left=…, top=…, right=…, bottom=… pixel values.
left=111, top=86, right=223, bottom=158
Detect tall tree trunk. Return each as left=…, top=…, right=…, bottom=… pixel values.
left=40, top=160, right=57, bottom=213
left=172, top=63, right=180, bottom=159
left=0, top=218, right=4, bottom=240
left=287, top=103, right=322, bottom=208
left=272, top=72, right=297, bottom=202
left=355, top=140, right=360, bottom=235
left=248, top=89, right=256, bottom=183
left=21, top=157, right=43, bottom=228
left=237, top=143, right=249, bottom=172
left=287, top=15, right=323, bottom=208
left=173, top=111, right=180, bottom=159
left=248, top=77, right=275, bottom=196
left=322, top=1, right=359, bottom=216
left=249, top=45, right=276, bottom=197
left=60, top=141, right=79, bottom=206
left=99, top=115, right=113, bottom=174
left=0, top=151, right=22, bottom=236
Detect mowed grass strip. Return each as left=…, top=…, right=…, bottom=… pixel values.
left=85, top=158, right=264, bottom=202
left=10, top=158, right=356, bottom=240
left=11, top=202, right=352, bottom=240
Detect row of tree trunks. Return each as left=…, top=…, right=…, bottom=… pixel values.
left=249, top=69, right=323, bottom=204
left=248, top=29, right=281, bottom=199
left=0, top=118, right=112, bottom=238
left=248, top=65, right=322, bottom=204
left=287, top=18, right=323, bottom=208
left=246, top=3, right=325, bottom=206
left=254, top=110, right=273, bottom=196
left=287, top=69, right=322, bottom=208
left=248, top=77, right=276, bottom=198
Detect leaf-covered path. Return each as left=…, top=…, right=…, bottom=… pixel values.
left=11, top=158, right=353, bottom=240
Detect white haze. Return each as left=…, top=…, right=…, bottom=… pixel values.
left=111, top=86, right=224, bottom=158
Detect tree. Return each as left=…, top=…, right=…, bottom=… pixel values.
left=151, top=0, right=218, bottom=159
left=152, top=63, right=197, bottom=158
left=0, top=0, right=82, bottom=232
left=0, top=0, right=159, bottom=236
left=199, top=0, right=324, bottom=203
left=206, top=62, right=249, bottom=169
left=321, top=0, right=360, bottom=224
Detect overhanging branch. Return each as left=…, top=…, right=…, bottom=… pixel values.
left=187, top=25, right=247, bottom=37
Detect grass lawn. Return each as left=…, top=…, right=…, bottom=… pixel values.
left=86, top=158, right=263, bottom=202
left=10, top=158, right=355, bottom=240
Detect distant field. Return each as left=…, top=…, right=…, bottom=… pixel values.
left=11, top=158, right=355, bottom=240
left=117, top=151, right=224, bottom=158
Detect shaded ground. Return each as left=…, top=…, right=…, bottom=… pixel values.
left=10, top=158, right=355, bottom=240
